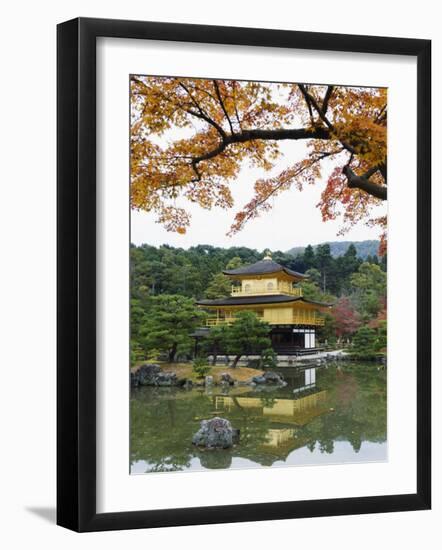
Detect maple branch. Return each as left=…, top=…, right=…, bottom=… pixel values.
left=342, top=165, right=387, bottom=200
left=191, top=126, right=330, bottom=166
left=300, top=86, right=315, bottom=125
left=231, top=151, right=338, bottom=233
left=234, top=102, right=242, bottom=130
left=298, top=84, right=357, bottom=155
left=185, top=108, right=226, bottom=138
left=213, top=80, right=234, bottom=135
left=322, top=86, right=334, bottom=114
left=131, top=76, right=147, bottom=90
left=231, top=82, right=243, bottom=131
left=192, top=141, right=227, bottom=164
left=362, top=165, right=381, bottom=180
left=191, top=160, right=202, bottom=182
left=179, top=82, right=227, bottom=139
left=374, top=104, right=387, bottom=123
left=379, top=162, right=387, bottom=181
left=298, top=84, right=334, bottom=131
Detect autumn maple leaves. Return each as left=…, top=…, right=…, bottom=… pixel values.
left=130, top=77, right=387, bottom=245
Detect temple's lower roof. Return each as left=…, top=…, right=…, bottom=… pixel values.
left=196, top=294, right=330, bottom=307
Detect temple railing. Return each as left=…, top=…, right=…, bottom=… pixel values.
left=205, top=311, right=325, bottom=326
left=293, top=311, right=325, bottom=326
left=231, top=284, right=302, bottom=297
left=206, top=317, right=237, bottom=326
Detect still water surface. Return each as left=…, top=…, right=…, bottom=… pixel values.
left=130, top=362, right=387, bottom=474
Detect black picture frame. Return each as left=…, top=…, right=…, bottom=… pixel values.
left=57, top=17, right=431, bottom=532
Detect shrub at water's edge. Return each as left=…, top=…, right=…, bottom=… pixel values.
left=192, top=357, right=211, bottom=379
left=347, top=324, right=387, bottom=361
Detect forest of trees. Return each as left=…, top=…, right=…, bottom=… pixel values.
left=130, top=242, right=387, bottom=364
left=286, top=240, right=380, bottom=260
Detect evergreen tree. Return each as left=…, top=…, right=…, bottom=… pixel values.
left=300, top=279, right=335, bottom=304
left=141, top=294, right=206, bottom=362
left=350, top=262, right=387, bottom=321
left=375, top=320, right=387, bottom=351
left=305, top=267, right=322, bottom=286
left=336, top=244, right=362, bottom=293
left=203, top=324, right=230, bottom=365
left=225, top=256, right=243, bottom=270
left=303, top=245, right=316, bottom=270
left=290, top=254, right=306, bottom=273
left=366, top=254, right=379, bottom=265
left=223, top=311, right=271, bottom=368
left=205, top=273, right=231, bottom=299
left=315, top=244, right=335, bottom=293
left=352, top=326, right=378, bottom=358
left=317, top=313, right=337, bottom=347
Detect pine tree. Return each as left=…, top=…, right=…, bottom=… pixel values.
left=352, top=326, right=377, bottom=358
left=303, top=245, right=316, bottom=270
left=224, top=311, right=271, bottom=368
left=141, top=294, right=206, bottom=362
left=205, top=273, right=231, bottom=299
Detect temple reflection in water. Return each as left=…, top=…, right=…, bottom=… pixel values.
left=214, top=368, right=328, bottom=455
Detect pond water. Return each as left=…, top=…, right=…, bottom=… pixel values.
left=130, top=362, right=387, bottom=474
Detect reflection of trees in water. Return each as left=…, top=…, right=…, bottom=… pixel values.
left=300, top=365, right=387, bottom=454
left=130, top=386, right=276, bottom=471
left=259, top=396, right=277, bottom=408
left=130, top=387, right=209, bottom=472
left=130, top=363, right=387, bottom=471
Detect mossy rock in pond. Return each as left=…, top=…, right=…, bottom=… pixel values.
left=192, top=417, right=240, bottom=449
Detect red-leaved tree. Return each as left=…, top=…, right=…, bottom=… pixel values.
left=332, top=296, right=361, bottom=339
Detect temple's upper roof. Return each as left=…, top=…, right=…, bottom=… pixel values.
left=223, top=258, right=307, bottom=280
left=196, top=295, right=330, bottom=308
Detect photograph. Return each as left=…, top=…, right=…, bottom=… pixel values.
left=129, top=76, right=388, bottom=474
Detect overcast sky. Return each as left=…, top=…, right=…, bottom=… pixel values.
left=131, top=135, right=386, bottom=252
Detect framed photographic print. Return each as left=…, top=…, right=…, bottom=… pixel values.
left=57, top=17, right=431, bottom=532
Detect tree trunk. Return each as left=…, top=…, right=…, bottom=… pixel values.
left=168, top=343, right=177, bottom=363
left=230, top=355, right=241, bottom=368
